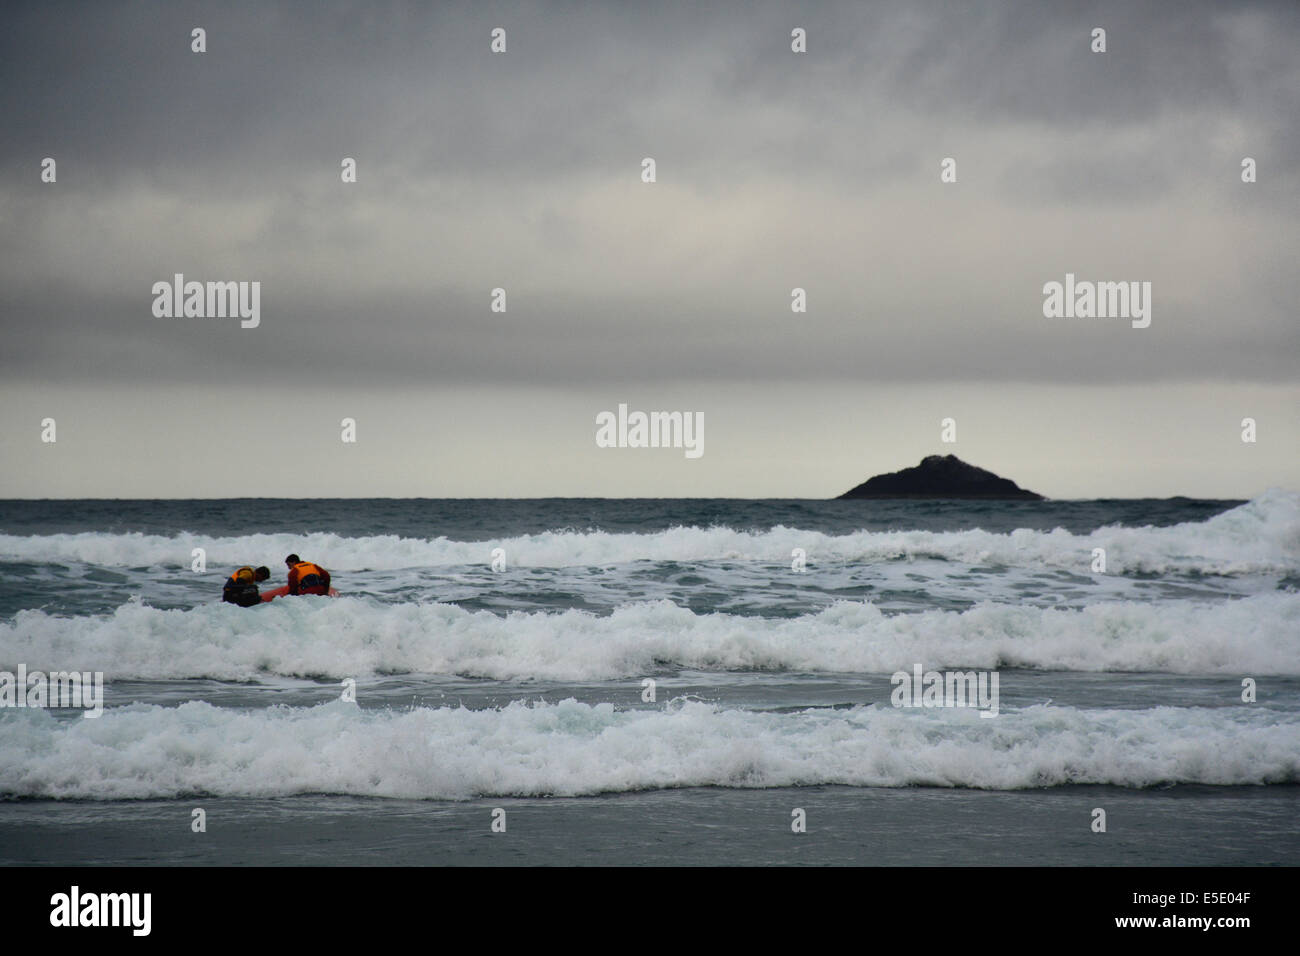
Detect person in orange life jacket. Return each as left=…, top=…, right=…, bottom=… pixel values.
left=223, top=565, right=270, bottom=608
left=284, top=554, right=331, bottom=596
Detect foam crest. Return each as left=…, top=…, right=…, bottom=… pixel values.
left=1, top=490, right=1294, bottom=574
left=2, top=698, right=1294, bottom=799
left=3, top=591, right=1296, bottom=680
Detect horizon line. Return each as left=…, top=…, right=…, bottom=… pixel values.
left=0, top=494, right=1259, bottom=503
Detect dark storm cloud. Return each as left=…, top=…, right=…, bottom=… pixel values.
left=1, top=0, right=1296, bottom=388
left=5, top=1, right=1296, bottom=179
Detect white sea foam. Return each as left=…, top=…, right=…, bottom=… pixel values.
left=0, top=490, right=1295, bottom=575
left=2, top=591, right=1296, bottom=680
left=2, top=698, right=1295, bottom=799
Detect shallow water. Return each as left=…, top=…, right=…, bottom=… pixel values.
left=1, top=494, right=1296, bottom=864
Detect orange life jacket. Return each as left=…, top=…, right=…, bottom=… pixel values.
left=289, top=561, right=328, bottom=593
left=228, top=566, right=256, bottom=585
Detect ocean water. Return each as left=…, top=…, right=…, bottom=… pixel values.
left=1, top=494, right=1297, bottom=866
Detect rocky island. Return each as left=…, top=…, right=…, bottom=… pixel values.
left=837, top=454, right=1045, bottom=500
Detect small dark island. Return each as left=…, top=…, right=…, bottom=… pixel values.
left=837, top=454, right=1045, bottom=500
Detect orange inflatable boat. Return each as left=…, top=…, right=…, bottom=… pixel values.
left=260, top=585, right=339, bottom=602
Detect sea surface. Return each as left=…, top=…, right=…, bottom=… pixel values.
left=1, top=495, right=1297, bottom=865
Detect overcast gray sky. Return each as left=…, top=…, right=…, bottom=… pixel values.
left=1, top=0, right=1296, bottom=498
